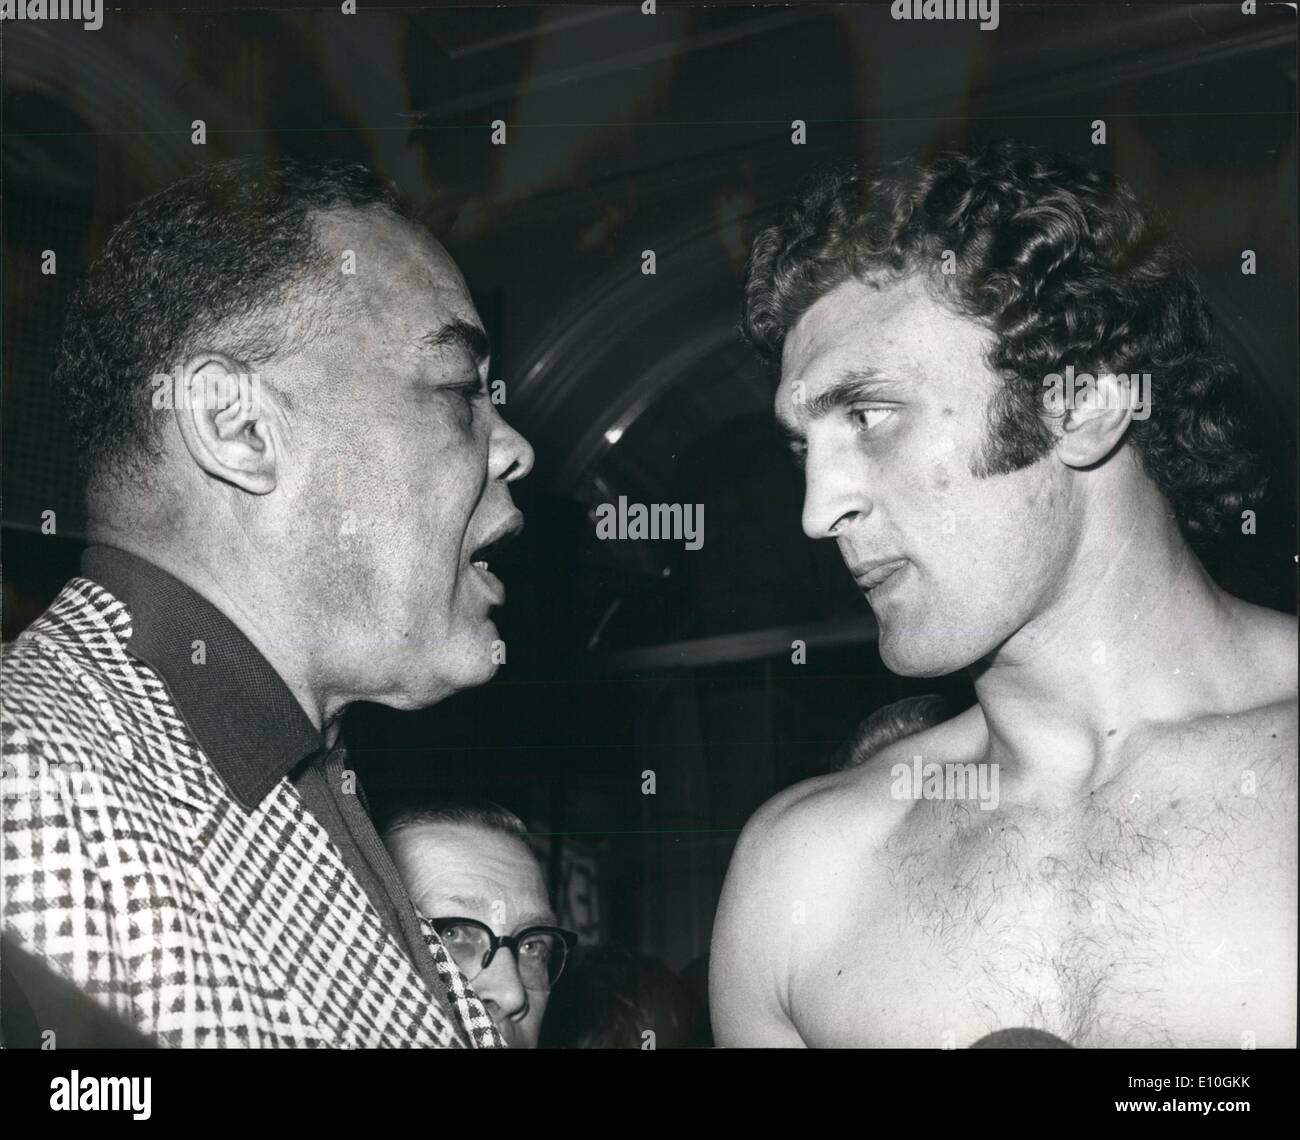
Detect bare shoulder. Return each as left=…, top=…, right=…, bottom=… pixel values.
left=1223, top=597, right=1298, bottom=705
left=709, top=769, right=860, bottom=1043
left=1134, top=599, right=1296, bottom=831
left=707, top=748, right=892, bottom=1045
left=718, top=704, right=986, bottom=924
left=710, top=704, right=984, bottom=1044
left=735, top=703, right=987, bottom=871
left=1216, top=597, right=1297, bottom=781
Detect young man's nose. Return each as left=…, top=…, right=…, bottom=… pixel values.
left=801, top=441, right=873, bottom=540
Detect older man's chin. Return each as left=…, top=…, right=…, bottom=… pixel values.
left=373, top=627, right=504, bottom=711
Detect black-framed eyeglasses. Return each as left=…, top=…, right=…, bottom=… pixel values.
left=430, top=917, right=578, bottom=991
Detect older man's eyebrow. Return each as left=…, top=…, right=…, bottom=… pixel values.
left=417, top=318, right=490, bottom=366
left=515, top=911, right=559, bottom=928
left=443, top=893, right=490, bottom=911
left=436, top=900, right=558, bottom=932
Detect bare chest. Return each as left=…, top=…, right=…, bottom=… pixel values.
left=790, top=737, right=1296, bottom=1047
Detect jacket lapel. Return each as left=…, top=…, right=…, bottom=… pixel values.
left=193, top=780, right=468, bottom=1047
left=32, top=579, right=474, bottom=1047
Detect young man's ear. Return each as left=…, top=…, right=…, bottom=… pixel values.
left=171, top=354, right=279, bottom=494
left=1054, top=371, right=1137, bottom=469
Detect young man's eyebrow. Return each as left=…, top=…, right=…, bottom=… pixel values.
left=778, top=369, right=905, bottom=437
left=417, top=318, right=490, bottom=366
left=802, top=371, right=904, bottom=418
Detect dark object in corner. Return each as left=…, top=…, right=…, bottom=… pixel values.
left=1, top=933, right=155, bottom=1048
left=971, top=1027, right=1073, bottom=1048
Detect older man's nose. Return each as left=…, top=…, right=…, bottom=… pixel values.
left=491, top=411, right=535, bottom=484
left=477, top=952, right=530, bottom=1026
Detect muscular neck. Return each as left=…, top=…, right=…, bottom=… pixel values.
left=970, top=494, right=1235, bottom=797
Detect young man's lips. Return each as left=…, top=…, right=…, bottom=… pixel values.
left=851, top=559, right=908, bottom=592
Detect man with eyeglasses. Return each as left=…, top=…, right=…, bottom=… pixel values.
left=384, top=799, right=576, bottom=1049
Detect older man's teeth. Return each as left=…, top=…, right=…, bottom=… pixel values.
left=473, top=560, right=489, bottom=571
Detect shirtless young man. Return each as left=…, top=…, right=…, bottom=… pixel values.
left=710, top=140, right=1297, bottom=1048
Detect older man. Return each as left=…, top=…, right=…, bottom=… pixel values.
left=711, top=140, right=1297, bottom=1048
left=384, top=799, right=576, bottom=1049
left=1, top=160, right=533, bottom=1047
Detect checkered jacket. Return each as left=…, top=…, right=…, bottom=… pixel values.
left=1, top=578, right=505, bottom=1048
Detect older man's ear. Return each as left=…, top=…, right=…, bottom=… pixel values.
left=171, top=353, right=281, bottom=494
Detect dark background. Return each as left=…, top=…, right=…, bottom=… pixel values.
left=3, top=2, right=1296, bottom=1038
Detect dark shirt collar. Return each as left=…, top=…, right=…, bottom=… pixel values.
left=81, top=544, right=326, bottom=811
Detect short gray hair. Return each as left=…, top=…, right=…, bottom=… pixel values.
left=834, top=694, right=948, bottom=771
left=382, top=796, right=528, bottom=844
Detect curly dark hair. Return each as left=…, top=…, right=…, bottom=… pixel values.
left=743, top=139, right=1266, bottom=538
left=55, top=158, right=404, bottom=486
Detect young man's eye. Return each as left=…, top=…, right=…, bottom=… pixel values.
left=850, top=406, right=893, bottom=432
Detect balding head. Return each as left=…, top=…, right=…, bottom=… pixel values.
left=384, top=803, right=558, bottom=1049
